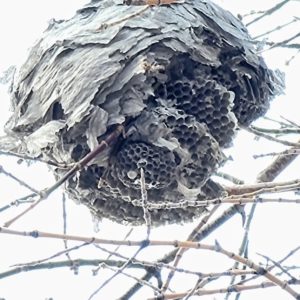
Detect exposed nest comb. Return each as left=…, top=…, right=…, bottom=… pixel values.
left=3, top=0, right=284, bottom=225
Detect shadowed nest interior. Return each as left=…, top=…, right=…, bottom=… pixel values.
left=2, top=0, right=284, bottom=225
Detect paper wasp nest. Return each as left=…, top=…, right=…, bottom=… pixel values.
left=3, top=0, right=283, bottom=225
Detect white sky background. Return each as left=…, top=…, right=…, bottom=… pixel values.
left=0, top=1, right=300, bottom=300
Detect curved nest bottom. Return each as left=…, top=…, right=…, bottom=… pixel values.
left=65, top=168, right=224, bottom=226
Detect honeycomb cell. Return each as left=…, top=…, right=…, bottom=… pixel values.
left=210, top=64, right=274, bottom=126
left=115, top=141, right=177, bottom=190
left=155, top=108, right=223, bottom=189
left=78, top=164, right=104, bottom=189
left=152, top=74, right=238, bottom=147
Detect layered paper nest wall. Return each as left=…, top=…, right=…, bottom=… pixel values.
left=3, top=0, right=284, bottom=225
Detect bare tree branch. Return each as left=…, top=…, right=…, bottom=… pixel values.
left=246, top=0, right=290, bottom=26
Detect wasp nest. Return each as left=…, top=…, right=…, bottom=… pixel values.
left=3, top=0, right=284, bottom=225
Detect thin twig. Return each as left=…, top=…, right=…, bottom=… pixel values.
left=260, top=32, right=300, bottom=53
left=263, top=116, right=294, bottom=127
left=140, top=168, right=151, bottom=235
left=281, top=116, right=300, bottom=128
left=2, top=125, right=124, bottom=227
left=245, top=126, right=300, bottom=147
left=251, top=125, right=300, bottom=135
left=147, top=279, right=300, bottom=299
left=253, top=149, right=300, bottom=159
left=0, top=150, right=69, bottom=168
left=104, top=228, right=134, bottom=261
left=235, top=246, right=300, bottom=287
left=88, top=242, right=157, bottom=300
left=253, top=18, right=299, bottom=39
left=257, top=252, right=297, bottom=281
left=257, top=139, right=300, bottom=182
left=61, top=193, right=72, bottom=261
left=95, top=243, right=257, bottom=278
left=286, top=49, right=300, bottom=65
left=226, top=203, right=257, bottom=300
left=1, top=227, right=299, bottom=298
left=104, top=264, right=161, bottom=293
left=11, top=241, right=91, bottom=268
left=0, top=198, right=35, bottom=213
left=96, top=6, right=149, bottom=31
left=121, top=143, right=300, bottom=298
left=161, top=205, right=220, bottom=293
left=141, top=180, right=300, bottom=210
left=0, top=259, right=135, bottom=280
left=216, top=171, right=245, bottom=185
left=93, top=231, right=134, bottom=276
left=87, top=167, right=151, bottom=299
left=183, top=277, right=202, bottom=300
left=0, top=164, right=40, bottom=194
left=225, top=178, right=300, bottom=196
left=246, top=0, right=290, bottom=27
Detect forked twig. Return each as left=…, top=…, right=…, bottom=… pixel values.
left=0, top=164, right=40, bottom=194
left=245, top=126, right=300, bottom=147
left=121, top=131, right=300, bottom=298
left=87, top=166, right=152, bottom=299
left=160, top=205, right=220, bottom=293
left=1, top=227, right=299, bottom=299
left=3, top=125, right=124, bottom=227
left=246, top=0, right=290, bottom=27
